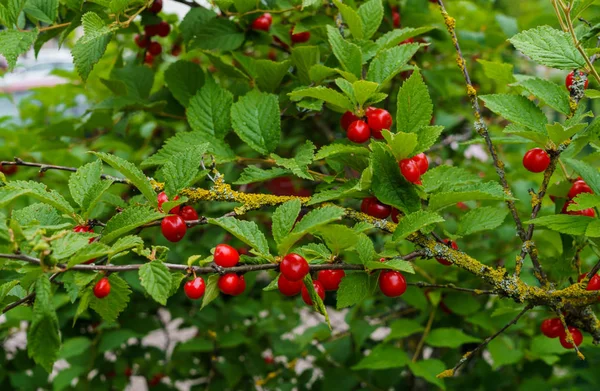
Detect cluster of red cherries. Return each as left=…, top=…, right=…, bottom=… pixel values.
left=250, top=13, right=311, bottom=44
left=158, top=192, right=199, bottom=242
left=134, top=0, right=181, bottom=66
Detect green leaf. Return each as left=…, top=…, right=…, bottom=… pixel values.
left=385, top=319, right=424, bottom=341
left=101, top=206, right=164, bottom=243
left=0, top=180, right=75, bottom=217
left=208, top=217, right=270, bottom=256
left=303, top=274, right=330, bottom=327
left=28, top=275, right=60, bottom=373
left=564, top=158, right=600, bottom=194
left=479, top=94, right=548, bottom=133
left=109, top=0, right=133, bottom=14
left=109, top=235, right=144, bottom=257
left=99, top=329, right=139, bottom=352
left=315, top=224, right=361, bottom=254
left=366, top=259, right=414, bottom=273
left=272, top=200, right=302, bottom=246
left=428, top=182, right=508, bottom=210
left=231, top=90, right=281, bottom=155
left=201, top=274, right=220, bottom=309
left=357, top=0, right=383, bottom=40
left=180, top=7, right=217, bottom=44
left=165, top=60, right=205, bottom=107
left=72, top=12, right=114, bottom=81
left=24, top=0, right=58, bottom=23
left=233, top=166, right=290, bottom=185
left=546, top=122, right=586, bottom=144
left=370, top=143, right=420, bottom=214
left=457, top=206, right=508, bottom=236
left=289, top=86, right=354, bottom=112
left=408, top=360, right=446, bottom=390
left=59, top=337, right=91, bottom=359
left=396, top=70, right=433, bottom=133
left=270, top=141, right=315, bottom=180
left=187, top=80, right=233, bottom=139
left=477, top=59, right=515, bottom=90
left=51, top=232, right=94, bottom=260
left=0, top=280, right=20, bottom=303
left=376, top=26, right=436, bottom=50
left=367, top=43, right=419, bottom=85
left=355, top=232, right=376, bottom=264
left=352, top=344, right=410, bottom=370
left=569, top=193, right=600, bottom=211
left=291, top=46, right=320, bottom=84
left=69, top=160, right=103, bottom=208
left=141, top=133, right=232, bottom=168
left=89, top=274, right=131, bottom=323
left=326, top=25, right=362, bottom=79
left=515, top=77, right=570, bottom=115
left=392, top=210, right=444, bottom=241
left=333, top=0, right=363, bottom=39
left=352, top=80, right=380, bottom=107
left=422, top=165, right=481, bottom=193
left=139, top=261, right=172, bottom=305
left=426, top=327, right=480, bottom=348
left=0, top=29, right=37, bottom=71
left=307, top=180, right=363, bottom=206
left=67, top=242, right=111, bottom=267
left=159, top=145, right=206, bottom=197
left=278, top=205, right=345, bottom=254
left=488, top=336, right=524, bottom=369
left=91, top=152, right=156, bottom=204
left=382, top=130, right=418, bottom=160
left=524, top=214, right=594, bottom=236
left=314, top=143, right=370, bottom=160
left=414, top=126, right=443, bottom=154
left=188, top=18, right=244, bottom=51
left=82, top=180, right=114, bottom=219
left=255, top=59, right=291, bottom=93
left=508, top=26, right=585, bottom=69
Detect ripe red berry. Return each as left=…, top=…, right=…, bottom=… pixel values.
left=562, top=200, right=596, bottom=217
left=280, top=253, right=309, bottom=281
left=157, top=192, right=180, bottom=214
left=317, top=270, right=345, bottom=291
left=566, top=70, right=588, bottom=90
left=412, top=153, right=429, bottom=175
left=277, top=274, right=304, bottom=296
left=301, top=280, right=325, bottom=305
left=361, top=197, right=391, bottom=219
left=399, top=158, right=421, bottom=184
left=378, top=270, right=407, bottom=297
left=347, top=120, right=371, bottom=143
left=0, top=164, right=17, bottom=175
left=264, top=356, right=274, bottom=364
left=523, top=148, right=550, bottom=173
left=559, top=326, right=583, bottom=349
left=218, top=273, right=243, bottom=295
left=171, top=44, right=182, bottom=57
left=148, top=42, right=162, bottom=56
left=233, top=275, right=246, bottom=296
left=149, top=0, right=162, bottom=13
left=391, top=208, right=400, bottom=223
left=179, top=206, right=198, bottom=221
left=400, top=38, right=414, bottom=45
left=568, top=180, right=593, bottom=199
left=214, top=244, right=240, bottom=267
left=184, top=277, right=206, bottom=300
left=541, top=318, right=564, bottom=338
left=366, top=108, right=392, bottom=132
left=584, top=274, right=600, bottom=291
left=161, top=215, right=187, bottom=242
left=290, top=29, right=310, bottom=43
left=144, top=53, right=154, bottom=65
left=251, top=13, right=272, bottom=31
left=392, top=11, right=400, bottom=28
left=436, top=239, right=458, bottom=266
left=156, top=21, right=170, bottom=37
left=73, top=225, right=92, bottom=233
left=144, top=24, right=159, bottom=37
left=93, top=277, right=111, bottom=299
left=135, top=34, right=149, bottom=48
left=340, top=111, right=360, bottom=131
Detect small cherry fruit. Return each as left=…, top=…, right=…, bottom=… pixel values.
left=523, top=148, right=550, bottom=173
left=568, top=180, right=593, bottom=199
left=135, top=35, right=149, bottom=48
left=301, top=280, right=325, bottom=305
left=251, top=13, right=272, bottom=31
left=436, top=239, right=458, bottom=266
left=361, top=197, right=391, bottom=219
left=541, top=318, right=564, bottom=338
left=278, top=274, right=304, bottom=296
left=290, top=29, right=310, bottom=43
left=156, top=21, right=170, bottom=37
left=214, top=244, right=240, bottom=267
left=347, top=120, right=371, bottom=143
left=184, top=277, right=206, bottom=300
left=379, top=270, right=407, bottom=297
left=280, top=253, right=309, bottom=281
left=559, top=326, right=583, bottom=349
left=340, top=111, right=360, bottom=131
left=566, top=70, right=588, bottom=90
left=148, top=42, right=162, bottom=56
left=317, top=270, right=345, bottom=291
left=412, top=153, right=429, bottom=175
left=94, top=277, right=111, bottom=299
left=366, top=108, right=392, bottom=132
left=179, top=206, right=199, bottom=221
left=161, top=215, right=187, bottom=242
left=149, top=0, right=162, bottom=13
left=399, top=158, right=421, bottom=184
left=218, top=273, right=243, bottom=295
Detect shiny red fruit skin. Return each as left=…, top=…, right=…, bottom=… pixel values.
left=214, top=244, right=240, bottom=267
left=161, top=215, right=187, bottom=242
left=278, top=274, right=304, bottom=296
left=156, top=21, right=170, bottom=37
left=566, top=70, right=588, bottom=90
left=144, top=24, right=159, bottom=37
left=0, top=164, right=17, bottom=175
left=582, top=274, right=600, bottom=291
left=184, top=277, right=206, bottom=300
left=391, top=208, right=400, bottom=223
left=379, top=270, right=407, bottom=297
left=559, top=326, right=583, bottom=349
left=148, top=42, right=162, bottom=56
left=361, top=197, right=373, bottom=214
left=301, top=280, right=325, bottom=305
left=157, top=192, right=180, bottom=214
left=135, top=34, right=149, bottom=48
left=171, top=44, right=182, bottom=57
left=568, top=180, right=593, bottom=199
left=280, top=253, right=309, bottom=281
left=362, top=197, right=391, bottom=219
left=149, top=0, right=162, bottom=13
left=144, top=53, right=154, bottom=65
left=436, top=239, right=458, bottom=266
left=399, top=159, right=421, bottom=183
left=562, top=200, right=596, bottom=217
left=318, top=270, right=345, bottom=291
left=179, top=206, right=199, bottom=221
left=73, top=225, right=92, bottom=233
left=523, top=148, right=550, bottom=173
left=541, top=318, right=564, bottom=338
left=252, top=14, right=272, bottom=31
left=347, top=120, right=371, bottom=143
left=366, top=108, right=392, bottom=131
left=218, top=273, right=242, bottom=295
left=412, top=153, right=429, bottom=174
left=340, top=111, right=360, bottom=131
left=291, top=30, right=310, bottom=43
left=392, top=11, right=400, bottom=28
left=94, top=277, right=111, bottom=299
left=233, top=275, right=246, bottom=295
left=371, top=128, right=384, bottom=140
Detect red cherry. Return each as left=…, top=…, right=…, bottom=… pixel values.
left=391, top=208, right=400, bottom=223
left=214, top=244, right=240, bottom=267
left=268, top=50, right=277, bottom=61
left=144, top=24, right=159, bottom=37
left=171, top=44, right=182, bottom=57
left=301, top=280, right=325, bottom=305
left=347, top=120, right=371, bottom=143
left=456, top=202, right=469, bottom=210
left=233, top=275, right=246, bottom=296
left=580, top=273, right=600, bottom=291
left=144, top=53, right=154, bottom=65
left=184, top=277, right=206, bottom=300
left=412, top=153, right=429, bottom=175
left=523, top=148, right=550, bottom=173
left=124, top=367, right=133, bottom=377
left=252, top=13, right=272, bottom=31
left=135, top=34, right=149, bottom=48
left=161, top=215, right=187, bottom=242
left=566, top=70, right=588, bottom=90
left=157, top=192, right=180, bottom=214
left=148, top=373, right=164, bottom=387
left=392, top=11, right=400, bottom=28
left=93, top=277, right=111, bottom=299
left=562, top=200, right=596, bottom=217
left=290, top=29, right=310, bottom=43
left=179, top=206, right=199, bottom=221
left=264, top=356, right=274, bottom=364
left=149, top=0, right=162, bottom=13
left=148, top=42, right=162, bottom=56
left=378, top=270, right=407, bottom=297
left=218, top=273, right=242, bottom=295
left=559, top=326, right=583, bottom=349
left=366, top=108, right=392, bottom=132
left=73, top=225, right=92, bottom=233
left=568, top=180, right=593, bottom=199
left=363, top=197, right=391, bottom=219
left=399, top=159, right=421, bottom=184
left=360, top=197, right=373, bottom=214
left=156, top=21, right=170, bottom=37
left=0, top=164, right=17, bottom=175
left=436, top=239, right=458, bottom=266
left=400, top=38, right=414, bottom=45
left=540, top=318, right=564, bottom=338
left=340, top=111, right=360, bottom=131
left=280, top=253, right=309, bottom=281
left=278, top=274, right=304, bottom=296
left=317, top=270, right=345, bottom=291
